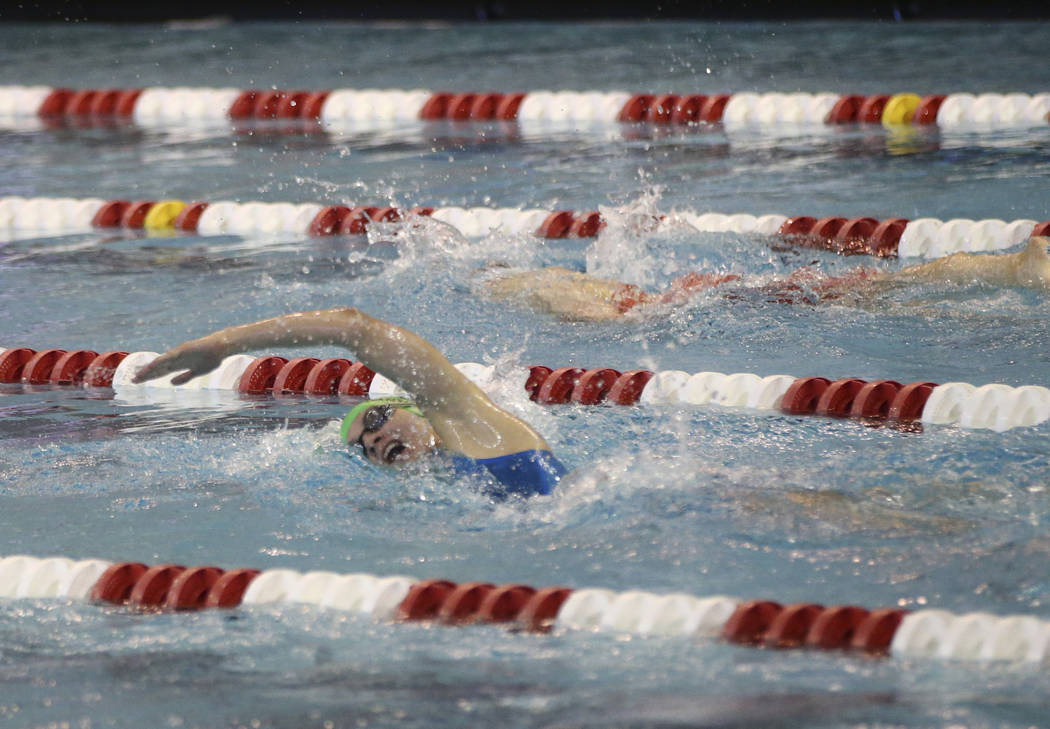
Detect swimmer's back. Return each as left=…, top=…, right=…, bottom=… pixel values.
left=451, top=449, right=568, bottom=497
left=486, top=267, right=628, bottom=321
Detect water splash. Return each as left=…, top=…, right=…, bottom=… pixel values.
left=585, top=188, right=670, bottom=288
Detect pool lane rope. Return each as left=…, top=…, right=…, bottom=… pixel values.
left=2, top=347, right=1048, bottom=433
left=1, top=195, right=1047, bottom=260
left=0, top=553, right=1046, bottom=665
left=3, top=86, right=1050, bottom=131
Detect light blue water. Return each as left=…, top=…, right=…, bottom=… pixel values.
left=1, top=20, right=1050, bottom=729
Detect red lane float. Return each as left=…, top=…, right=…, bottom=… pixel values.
left=780, top=377, right=831, bottom=415
left=303, top=358, right=352, bottom=395
left=811, top=217, right=846, bottom=239
left=91, top=200, right=130, bottom=228
left=721, top=600, right=909, bottom=655
left=275, top=91, right=309, bottom=119
left=722, top=600, right=782, bottom=644
left=477, top=584, right=537, bottom=623
left=914, top=95, right=947, bottom=125
left=49, top=350, right=99, bottom=385
left=826, top=94, right=865, bottom=123
left=606, top=369, right=655, bottom=405
left=849, top=379, right=902, bottom=418
left=129, top=564, right=186, bottom=607
left=805, top=605, right=871, bottom=650
left=90, top=562, right=149, bottom=604
left=523, top=367, right=940, bottom=426
left=4, top=552, right=1048, bottom=664
left=779, top=216, right=816, bottom=235
left=165, top=566, right=224, bottom=610
left=204, top=568, right=261, bottom=608
left=437, top=581, right=496, bottom=624
left=469, top=93, right=503, bottom=120
left=271, top=357, right=320, bottom=394
left=338, top=362, right=376, bottom=396
left=869, top=218, right=909, bottom=255
left=777, top=214, right=908, bottom=257
left=7, top=193, right=1044, bottom=255
left=524, top=366, right=553, bottom=401
left=0, top=348, right=37, bottom=383
left=838, top=216, right=878, bottom=239
left=308, top=205, right=351, bottom=235
left=571, top=368, right=621, bottom=405
left=815, top=378, right=867, bottom=418
left=535, top=367, right=585, bottom=404
left=495, top=93, right=527, bottom=120
left=568, top=211, right=603, bottom=237
left=82, top=557, right=919, bottom=657
left=227, top=91, right=258, bottom=119
left=0, top=347, right=942, bottom=428
left=518, top=586, right=574, bottom=632
left=763, top=602, right=825, bottom=648
left=397, top=579, right=456, bottom=620
left=237, top=356, right=289, bottom=394
left=12, top=87, right=1050, bottom=133
left=699, top=94, right=731, bottom=122
left=83, top=351, right=129, bottom=387
left=778, top=375, right=936, bottom=423
left=887, top=381, right=938, bottom=421
left=299, top=91, right=330, bottom=120
left=174, top=202, right=209, bottom=231
left=21, top=349, right=67, bottom=384
left=646, top=94, right=679, bottom=123
left=537, top=211, right=576, bottom=239
left=120, top=200, right=155, bottom=229
left=36, top=88, right=72, bottom=116
left=618, top=94, right=655, bottom=122
left=9, top=346, right=1049, bottom=433
left=671, top=94, right=705, bottom=124
left=419, top=92, right=453, bottom=120
left=858, top=94, right=891, bottom=124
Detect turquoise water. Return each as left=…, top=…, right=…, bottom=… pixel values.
left=1, top=20, right=1050, bottom=729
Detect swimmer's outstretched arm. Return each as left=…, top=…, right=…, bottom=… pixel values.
left=890, top=237, right=1050, bottom=289
left=133, top=308, right=549, bottom=457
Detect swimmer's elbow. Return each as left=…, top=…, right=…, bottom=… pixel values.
left=329, top=306, right=361, bottom=317
left=326, top=306, right=372, bottom=326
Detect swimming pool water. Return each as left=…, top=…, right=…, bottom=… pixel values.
left=1, top=19, right=1050, bottom=729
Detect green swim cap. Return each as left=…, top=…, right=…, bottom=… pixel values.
left=340, top=397, right=423, bottom=444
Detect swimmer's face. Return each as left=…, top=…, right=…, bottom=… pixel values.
left=344, top=405, right=437, bottom=466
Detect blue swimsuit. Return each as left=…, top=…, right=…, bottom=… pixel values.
left=451, top=449, right=568, bottom=498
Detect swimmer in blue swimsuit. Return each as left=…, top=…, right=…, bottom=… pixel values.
left=132, top=307, right=568, bottom=497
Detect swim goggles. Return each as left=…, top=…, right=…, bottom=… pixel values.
left=340, top=397, right=424, bottom=446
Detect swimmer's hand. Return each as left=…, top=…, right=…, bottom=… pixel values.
left=132, top=336, right=227, bottom=385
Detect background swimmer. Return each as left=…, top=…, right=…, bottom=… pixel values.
left=485, top=266, right=740, bottom=321
left=890, top=236, right=1050, bottom=288
left=485, top=237, right=1050, bottom=322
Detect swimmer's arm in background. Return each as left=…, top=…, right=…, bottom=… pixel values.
left=132, top=307, right=549, bottom=458
left=889, top=237, right=1050, bottom=288
left=767, top=239, right=1050, bottom=300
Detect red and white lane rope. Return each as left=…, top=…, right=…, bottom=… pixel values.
left=0, top=553, right=1046, bottom=664
left=3, top=86, right=1050, bottom=130
left=2, top=347, right=1048, bottom=433
left=1, top=196, right=1047, bottom=260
